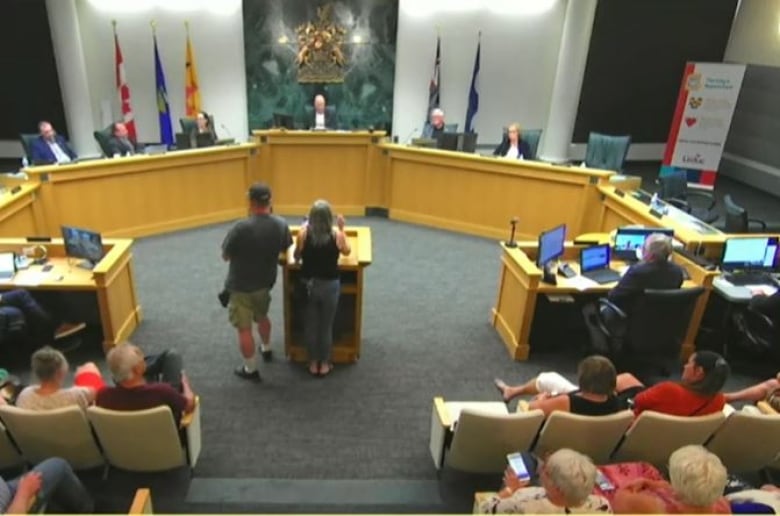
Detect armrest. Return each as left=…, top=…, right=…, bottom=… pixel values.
left=433, top=396, right=452, bottom=428
left=180, top=395, right=199, bottom=428
left=516, top=400, right=530, bottom=413
left=748, top=218, right=768, bottom=231
left=473, top=492, right=497, bottom=514
left=596, top=299, right=628, bottom=338
left=746, top=307, right=774, bottom=332
left=686, top=190, right=716, bottom=210
left=757, top=401, right=777, bottom=415
left=667, top=198, right=691, bottom=212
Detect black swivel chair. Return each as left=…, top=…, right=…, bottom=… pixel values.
left=723, top=194, right=767, bottom=233
left=595, top=287, right=706, bottom=378
left=657, top=170, right=718, bottom=224
left=733, top=306, right=775, bottom=356
left=19, top=134, right=38, bottom=162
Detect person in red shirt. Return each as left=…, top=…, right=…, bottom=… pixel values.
left=614, top=351, right=730, bottom=417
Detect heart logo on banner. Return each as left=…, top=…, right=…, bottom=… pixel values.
left=685, top=117, right=697, bottom=127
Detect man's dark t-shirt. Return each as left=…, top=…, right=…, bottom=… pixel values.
left=96, top=383, right=188, bottom=425
left=222, top=214, right=292, bottom=292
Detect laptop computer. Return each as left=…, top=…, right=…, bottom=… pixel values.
left=0, top=252, right=15, bottom=280
left=580, top=244, right=621, bottom=284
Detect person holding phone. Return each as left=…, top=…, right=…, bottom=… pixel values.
left=478, top=449, right=611, bottom=514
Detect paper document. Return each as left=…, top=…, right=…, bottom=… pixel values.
left=14, top=271, right=50, bottom=287
left=746, top=284, right=778, bottom=297
left=566, top=275, right=599, bottom=291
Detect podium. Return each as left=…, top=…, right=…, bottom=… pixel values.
left=281, top=226, right=372, bottom=363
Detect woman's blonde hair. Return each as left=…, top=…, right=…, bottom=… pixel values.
left=307, top=199, right=334, bottom=246
left=544, top=448, right=597, bottom=507
left=668, top=445, right=727, bottom=508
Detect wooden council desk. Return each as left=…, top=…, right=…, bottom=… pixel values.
left=491, top=240, right=717, bottom=360
left=0, top=238, right=142, bottom=350
left=0, top=182, right=45, bottom=237
left=15, top=143, right=259, bottom=238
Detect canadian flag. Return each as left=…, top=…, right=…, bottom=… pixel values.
left=114, top=32, right=137, bottom=140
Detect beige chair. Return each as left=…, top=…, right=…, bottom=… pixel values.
left=611, top=410, right=725, bottom=466
left=707, top=408, right=780, bottom=472
left=87, top=398, right=201, bottom=472
left=0, top=420, right=22, bottom=469
left=128, top=488, right=153, bottom=514
left=0, top=405, right=103, bottom=470
left=473, top=492, right=495, bottom=513
left=429, top=396, right=545, bottom=473
left=533, top=410, right=633, bottom=464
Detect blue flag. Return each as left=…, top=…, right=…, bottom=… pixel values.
left=465, top=39, right=480, bottom=133
left=154, top=35, right=173, bottom=146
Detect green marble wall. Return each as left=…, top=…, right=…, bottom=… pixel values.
left=243, top=0, right=398, bottom=131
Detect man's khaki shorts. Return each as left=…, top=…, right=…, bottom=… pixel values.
left=228, top=289, right=271, bottom=329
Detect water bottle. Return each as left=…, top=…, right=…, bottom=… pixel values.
left=20, top=156, right=28, bottom=170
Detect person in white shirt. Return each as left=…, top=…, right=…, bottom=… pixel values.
left=30, top=121, right=77, bottom=165
left=312, top=94, right=335, bottom=130
left=493, top=123, right=531, bottom=160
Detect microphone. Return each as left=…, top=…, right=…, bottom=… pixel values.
left=220, top=124, right=236, bottom=143
left=506, top=217, right=519, bottom=248
left=403, top=127, right=420, bottom=144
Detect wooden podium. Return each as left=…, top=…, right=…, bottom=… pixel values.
left=280, top=226, right=372, bottom=363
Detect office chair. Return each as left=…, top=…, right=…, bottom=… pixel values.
left=595, top=287, right=705, bottom=378
left=723, top=194, right=767, bottom=233
left=92, top=125, right=114, bottom=157
left=733, top=306, right=776, bottom=357
left=657, top=170, right=718, bottom=224
left=18, top=134, right=38, bottom=162
left=521, top=129, right=543, bottom=160
left=584, top=132, right=631, bottom=173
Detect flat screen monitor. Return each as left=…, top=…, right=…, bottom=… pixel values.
left=195, top=133, right=215, bottom=148
left=436, top=132, right=459, bottom=151
left=537, top=224, right=566, bottom=267
left=721, top=236, right=779, bottom=271
left=272, top=113, right=295, bottom=129
left=614, top=227, right=674, bottom=256
left=61, top=226, right=104, bottom=266
left=459, top=132, right=478, bottom=153
left=580, top=244, right=611, bottom=273
left=175, top=133, right=191, bottom=150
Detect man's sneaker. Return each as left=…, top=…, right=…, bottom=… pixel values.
left=233, top=366, right=261, bottom=382
left=54, top=322, right=86, bottom=340
left=261, top=349, right=273, bottom=362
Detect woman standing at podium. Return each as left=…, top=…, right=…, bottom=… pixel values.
left=295, top=200, right=351, bottom=377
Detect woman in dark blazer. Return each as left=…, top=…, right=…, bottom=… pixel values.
left=191, top=111, right=218, bottom=147
left=493, top=123, right=531, bottom=160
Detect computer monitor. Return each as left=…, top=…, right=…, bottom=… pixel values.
left=459, top=132, right=478, bottom=153
left=61, top=226, right=104, bottom=268
left=410, top=138, right=437, bottom=148
left=175, top=133, right=191, bottom=150
left=613, top=227, right=674, bottom=260
left=436, top=132, right=459, bottom=151
left=537, top=224, right=566, bottom=267
left=273, top=113, right=295, bottom=129
left=720, top=236, right=779, bottom=271
left=195, top=133, right=215, bottom=148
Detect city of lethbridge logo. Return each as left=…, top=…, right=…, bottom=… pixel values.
left=686, top=73, right=702, bottom=91
left=682, top=153, right=705, bottom=165
left=685, top=117, right=697, bottom=127
left=688, top=97, right=703, bottom=109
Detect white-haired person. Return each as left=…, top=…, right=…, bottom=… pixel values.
left=16, top=346, right=104, bottom=411
left=611, top=445, right=730, bottom=513
left=479, top=449, right=611, bottom=514
left=294, top=200, right=351, bottom=377
left=422, top=108, right=446, bottom=139
left=96, top=342, right=195, bottom=426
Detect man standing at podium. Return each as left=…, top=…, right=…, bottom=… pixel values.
left=222, top=183, right=292, bottom=381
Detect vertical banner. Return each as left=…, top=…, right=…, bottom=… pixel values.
left=660, top=62, right=745, bottom=189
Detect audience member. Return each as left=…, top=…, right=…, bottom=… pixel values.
left=294, top=200, right=351, bottom=377
left=0, top=289, right=85, bottom=345
left=96, top=343, right=194, bottom=425
left=611, top=445, right=729, bottom=513
left=617, top=351, right=729, bottom=417
left=15, top=347, right=103, bottom=411
left=724, top=371, right=780, bottom=405
left=30, top=121, right=77, bottom=165
left=727, top=484, right=780, bottom=514
left=222, top=183, right=292, bottom=381
left=494, top=355, right=628, bottom=416
left=0, top=457, right=93, bottom=513
left=493, top=123, right=531, bottom=160
left=422, top=108, right=446, bottom=139
left=479, top=448, right=611, bottom=513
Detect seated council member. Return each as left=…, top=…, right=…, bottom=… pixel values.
left=30, top=121, right=77, bottom=164
left=107, top=122, right=140, bottom=157
left=582, top=233, right=685, bottom=353
left=422, top=108, right=446, bottom=139
left=191, top=111, right=217, bottom=147
left=493, top=123, right=531, bottom=160
left=311, top=94, right=336, bottom=130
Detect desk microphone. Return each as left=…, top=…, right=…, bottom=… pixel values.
left=506, top=217, right=519, bottom=248
left=403, top=127, right=419, bottom=144
left=220, top=124, right=237, bottom=143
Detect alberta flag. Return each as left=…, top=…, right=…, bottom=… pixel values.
left=465, top=38, right=480, bottom=133
left=154, top=34, right=174, bottom=146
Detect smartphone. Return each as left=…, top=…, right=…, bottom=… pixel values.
left=595, top=470, right=614, bottom=491
left=507, top=452, right=531, bottom=481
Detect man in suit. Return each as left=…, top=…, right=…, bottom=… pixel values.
left=311, top=94, right=335, bottom=130
left=422, top=108, right=446, bottom=139
left=30, top=121, right=77, bottom=164
left=107, top=122, right=139, bottom=157
left=583, top=233, right=685, bottom=352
